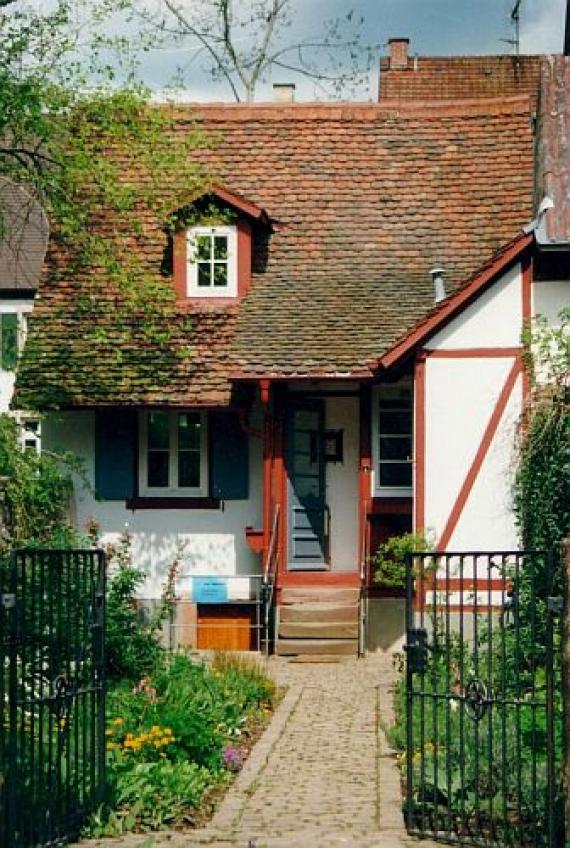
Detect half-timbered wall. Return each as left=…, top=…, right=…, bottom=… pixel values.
left=417, top=260, right=527, bottom=552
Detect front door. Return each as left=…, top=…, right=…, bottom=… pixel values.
left=286, top=401, right=327, bottom=570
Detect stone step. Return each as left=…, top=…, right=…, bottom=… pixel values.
left=276, top=638, right=358, bottom=656
left=279, top=603, right=358, bottom=623
left=279, top=620, right=359, bottom=639
left=280, top=587, right=360, bottom=605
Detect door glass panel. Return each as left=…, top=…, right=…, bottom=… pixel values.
left=294, top=410, right=318, bottom=429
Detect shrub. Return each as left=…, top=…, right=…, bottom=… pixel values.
left=371, top=530, right=434, bottom=589
left=0, top=413, right=83, bottom=549
left=104, top=530, right=182, bottom=682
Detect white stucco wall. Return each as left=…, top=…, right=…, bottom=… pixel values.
left=421, top=262, right=524, bottom=553
left=42, top=410, right=264, bottom=598
left=0, top=298, right=34, bottom=412
left=532, top=279, right=568, bottom=325
left=426, top=263, right=523, bottom=350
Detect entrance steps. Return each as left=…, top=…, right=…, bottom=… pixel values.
left=276, top=587, right=360, bottom=656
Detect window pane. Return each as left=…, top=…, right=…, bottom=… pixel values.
left=148, top=451, right=169, bottom=487
left=380, top=437, right=412, bottom=461
left=178, top=413, right=201, bottom=450
left=379, top=462, right=412, bottom=487
left=380, top=410, right=411, bottom=435
left=1, top=313, right=18, bottom=371
left=178, top=451, right=200, bottom=488
left=213, top=235, right=228, bottom=260
left=380, top=382, right=412, bottom=404
left=196, top=235, right=211, bottom=261
left=198, top=263, right=211, bottom=287
left=213, top=263, right=228, bottom=287
left=148, top=412, right=169, bottom=450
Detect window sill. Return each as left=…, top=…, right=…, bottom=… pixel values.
left=126, top=496, right=221, bottom=510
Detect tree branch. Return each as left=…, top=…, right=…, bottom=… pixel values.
left=163, top=0, right=242, bottom=101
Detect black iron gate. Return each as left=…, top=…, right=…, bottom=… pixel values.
left=0, top=549, right=106, bottom=847
left=404, top=550, right=563, bottom=847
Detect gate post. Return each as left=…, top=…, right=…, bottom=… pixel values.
left=563, top=538, right=570, bottom=845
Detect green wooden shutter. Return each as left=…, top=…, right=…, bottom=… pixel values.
left=210, top=411, right=249, bottom=500
left=95, top=409, right=137, bottom=500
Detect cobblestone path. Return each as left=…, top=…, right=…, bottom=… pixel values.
left=85, top=653, right=437, bottom=848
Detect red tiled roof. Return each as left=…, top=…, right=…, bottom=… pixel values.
left=377, top=232, right=533, bottom=370
left=379, top=54, right=543, bottom=110
left=535, top=55, right=570, bottom=246
left=15, top=97, right=535, bottom=406
left=187, top=98, right=534, bottom=378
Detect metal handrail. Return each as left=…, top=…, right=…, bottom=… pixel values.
left=262, top=504, right=280, bottom=656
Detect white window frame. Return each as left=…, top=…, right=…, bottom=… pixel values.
left=186, top=225, right=238, bottom=298
left=20, top=417, right=41, bottom=454
left=138, top=410, right=208, bottom=497
left=372, top=378, right=413, bottom=498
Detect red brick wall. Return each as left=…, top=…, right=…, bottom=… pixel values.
left=379, top=54, right=543, bottom=111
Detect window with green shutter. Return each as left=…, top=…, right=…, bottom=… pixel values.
left=0, top=313, right=19, bottom=370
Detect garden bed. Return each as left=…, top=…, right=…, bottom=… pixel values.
left=86, top=651, right=277, bottom=837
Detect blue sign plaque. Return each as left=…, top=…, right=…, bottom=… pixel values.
left=192, top=576, right=228, bottom=604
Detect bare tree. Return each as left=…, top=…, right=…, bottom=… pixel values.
left=127, top=0, right=379, bottom=101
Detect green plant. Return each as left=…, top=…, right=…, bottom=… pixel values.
left=0, top=413, right=84, bottom=549
left=88, top=651, right=275, bottom=835
left=371, top=530, right=434, bottom=589
left=104, top=529, right=178, bottom=681
left=514, top=310, right=569, bottom=554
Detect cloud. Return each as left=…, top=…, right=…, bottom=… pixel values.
left=520, top=0, right=566, bottom=53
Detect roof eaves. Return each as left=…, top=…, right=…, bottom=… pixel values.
left=376, top=232, right=534, bottom=371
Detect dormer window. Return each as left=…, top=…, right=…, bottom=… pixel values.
left=187, top=225, right=237, bottom=298
left=171, top=185, right=270, bottom=303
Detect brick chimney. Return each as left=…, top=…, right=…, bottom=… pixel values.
left=388, top=38, right=410, bottom=69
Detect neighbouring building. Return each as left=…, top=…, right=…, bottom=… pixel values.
left=10, top=42, right=570, bottom=656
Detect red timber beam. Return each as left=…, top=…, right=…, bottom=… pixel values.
left=358, top=384, right=372, bottom=584
left=260, top=378, right=273, bottom=562
left=436, top=355, right=523, bottom=552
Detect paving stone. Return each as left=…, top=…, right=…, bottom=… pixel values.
left=75, top=652, right=440, bottom=848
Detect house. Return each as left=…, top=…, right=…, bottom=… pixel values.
left=13, top=42, right=569, bottom=656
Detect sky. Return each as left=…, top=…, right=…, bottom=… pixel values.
left=126, top=0, right=568, bottom=101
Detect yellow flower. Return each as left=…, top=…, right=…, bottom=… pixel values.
left=113, top=718, right=124, bottom=726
